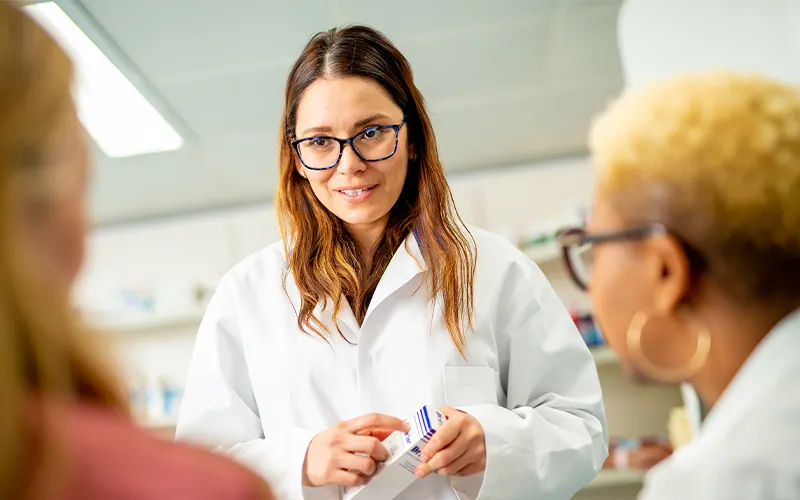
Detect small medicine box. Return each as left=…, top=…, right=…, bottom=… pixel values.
left=342, top=405, right=445, bottom=500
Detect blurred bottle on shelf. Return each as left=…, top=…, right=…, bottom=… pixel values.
left=162, top=379, right=184, bottom=419
left=139, top=376, right=184, bottom=426
left=668, top=406, right=694, bottom=449
left=128, top=368, right=148, bottom=422
left=145, top=377, right=165, bottom=422
left=569, top=308, right=605, bottom=348
left=518, top=220, right=559, bottom=257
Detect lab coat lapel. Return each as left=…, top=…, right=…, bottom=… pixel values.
left=337, top=301, right=360, bottom=338
left=364, top=231, right=427, bottom=322
left=312, top=296, right=360, bottom=342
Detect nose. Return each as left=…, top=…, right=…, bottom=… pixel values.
left=337, top=143, right=367, bottom=175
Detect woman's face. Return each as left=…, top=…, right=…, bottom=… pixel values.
left=293, top=76, right=411, bottom=233
left=21, top=108, right=91, bottom=292
left=586, top=189, right=649, bottom=372
left=587, top=188, right=696, bottom=381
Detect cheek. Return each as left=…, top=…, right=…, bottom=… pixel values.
left=384, top=159, right=408, bottom=196
left=589, top=248, right=645, bottom=358
left=309, top=178, right=328, bottom=200
left=309, top=173, right=335, bottom=203
left=54, top=192, right=88, bottom=285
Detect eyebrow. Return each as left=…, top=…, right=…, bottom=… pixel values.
left=298, top=112, right=397, bottom=138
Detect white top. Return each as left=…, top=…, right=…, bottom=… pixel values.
left=640, top=309, right=800, bottom=500
left=176, top=227, right=608, bottom=500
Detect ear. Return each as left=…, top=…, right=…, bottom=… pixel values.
left=647, top=235, right=692, bottom=314
left=408, top=142, right=416, bottom=161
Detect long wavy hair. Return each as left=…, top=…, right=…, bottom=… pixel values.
left=0, top=4, right=127, bottom=499
left=275, top=25, right=476, bottom=355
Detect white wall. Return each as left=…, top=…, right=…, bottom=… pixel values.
left=618, top=0, right=800, bottom=87
left=77, top=156, right=596, bottom=390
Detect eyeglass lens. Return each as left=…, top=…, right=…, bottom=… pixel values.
left=298, top=126, right=398, bottom=169
left=568, top=242, right=593, bottom=289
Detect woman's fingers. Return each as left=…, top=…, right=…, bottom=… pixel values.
left=305, top=412, right=407, bottom=488
left=357, top=428, right=396, bottom=441
left=420, top=417, right=461, bottom=463
left=345, top=413, right=409, bottom=435
left=416, top=437, right=468, bottom=478
left=329, top=470, right=368, bottom=488
left=435, top=450, right=472, bottom=476
left=415, top=408, right=487, bottom=478
left=338, top=452, right=378, bottom=477
left=344, top=434, right=389, bottom=461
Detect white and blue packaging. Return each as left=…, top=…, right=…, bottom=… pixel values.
left=342, top=405, right=445, bottom=500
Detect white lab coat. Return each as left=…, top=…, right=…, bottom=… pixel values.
left=176, top=227, right=608, bottom=500
left=639, top=309, right=800, bottom=500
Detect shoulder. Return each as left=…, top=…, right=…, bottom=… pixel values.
left=466, top=225, right=550, bottom=291
left=467, top=226, right=531, bottom=269
left=34, top=400, right=273, bottom=500
left=642, top=425, right=800, bottom=500
left=215, top=241, right=287, bottom=298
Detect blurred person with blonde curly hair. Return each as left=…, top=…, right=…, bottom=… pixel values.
left=557, top=71, right=800, bottom=499
left=0, top=2, right=275, bottom=499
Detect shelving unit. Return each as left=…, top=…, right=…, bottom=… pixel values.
left=585, top=469, right=644, bottom=490
left=93, top=309, right=204, bottom=335
left=522, top=241, right=562, bottom=265
left=590, top=346, right=619, bottom=366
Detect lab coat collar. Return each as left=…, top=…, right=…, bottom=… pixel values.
left=364, top=230, right=427, bottom=323
left=305, top=230, right=427, bottom=337
left=698, top=308, right=800, bottom=444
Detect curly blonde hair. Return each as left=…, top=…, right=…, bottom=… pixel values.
left=590, top=71, right=800, bottom=301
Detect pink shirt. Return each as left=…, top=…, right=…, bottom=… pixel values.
left=30, top=400, right=273, bottom=500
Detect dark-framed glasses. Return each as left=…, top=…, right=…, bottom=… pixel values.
left=291, top=119, right=406, bottom=171
left=555, top=224, right=669, bottom=291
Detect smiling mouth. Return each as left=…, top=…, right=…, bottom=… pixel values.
left=338, top=186, right=376, bottom=196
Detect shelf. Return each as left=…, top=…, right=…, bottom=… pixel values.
left=522, top=242, right=562, bottom=265
left=590, top=346, right=619, bottom=366
left=584, top=469, right=645, bottom=490
left=93, top=309, right=204, bottom=334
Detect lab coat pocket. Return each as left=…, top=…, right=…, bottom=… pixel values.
left=443, top=366, right=499, bottom=408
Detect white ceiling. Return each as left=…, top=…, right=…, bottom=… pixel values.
left=68, top=0, right=624, bottom=224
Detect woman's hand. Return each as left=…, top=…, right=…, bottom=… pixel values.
left=414, top=407, right=486, bottom=478
left=303, top=413, right=409, bottom=488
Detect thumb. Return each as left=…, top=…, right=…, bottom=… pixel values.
left=438, top=406, right=459, bottom=418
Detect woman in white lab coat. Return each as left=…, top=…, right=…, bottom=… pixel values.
left=556, top=71, right=800, bottom=499
left=176, top=25, right=607, bottom=500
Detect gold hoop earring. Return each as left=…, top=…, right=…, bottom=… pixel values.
left=626, top=309, right=711, bottom=383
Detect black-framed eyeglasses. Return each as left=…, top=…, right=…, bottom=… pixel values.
left=291, top=119, right=406, bottom=171
left=555, top=224, right=669, bottom=291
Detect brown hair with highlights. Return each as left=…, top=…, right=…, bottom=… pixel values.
left=275, top=25, right=476, bottom=355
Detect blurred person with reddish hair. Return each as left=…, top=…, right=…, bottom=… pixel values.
left=0, top=2, right=275, bottom=499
